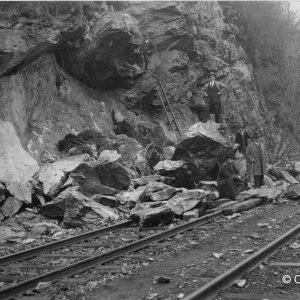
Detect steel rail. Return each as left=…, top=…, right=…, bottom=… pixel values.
left=0, top=220, right=134, bottom=266
left=183, top=223, right=300, bottom=300
left=0, top=211, right=222, bottom=300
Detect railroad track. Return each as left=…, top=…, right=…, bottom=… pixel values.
left=0, top=211, right=223, bottom=299
left=183, top=223, right=300, bottom=300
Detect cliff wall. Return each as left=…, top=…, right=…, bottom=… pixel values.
left=0, top=1, right=271, bottom=163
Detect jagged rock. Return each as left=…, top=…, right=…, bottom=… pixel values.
left=0, top=211, right=4, bottom=221
left=154, top=160, right=186, bottom=173
left=147, top=186, right=178, bottom=202
left=92, top=195, right=120, bottom=207
left=65, top=201, right=119, bottom=227
left=71, top=162, right=129, bottom=196
left=52, top=154, right=91, bottom=172
left=167, top=189, right=208, bottom=215
left=38, top=165, right=66, bottom=197
left=110, top=135, right=144, bottom=169
left=280, top=171, right=299, bottom=184
left=285, top=161, right=300, bottom=175
left=29, top=222, right=61, bottom=237
left=133, top=148, right=152, bottom=176
left=263, top=175, right=276, bottom=188
left=6, top=181, right=32, bottom=204
left=62, top=12, right=143, bottom=89
left=268, top=167, right=299, bottom=184
left=0, top=121, right=39, bottom=184
left=0, top=225, right=26, bottom=243
left=285, top=184, right=300, bottom=200
left=117, top=186, right=148, bottom=206
left=141, top=182, right=181, bottom=202
left=95, top=150, right=121, bottom=166
left=183, top=209, right=199, bottom=222
left=132, top=205, right=174, bottom=228
left=37, top=154, right=92, bottom=197
left=1, top=197, right=23, bottom=217
left=39, top=187, right=119, bottom=226
left=132, top=175, right=166, bottom=187
left=237, top=187, right=282, bottom=201
left=172, top=121, right=229, bottom=178
left=162, top=146, right=176, bottom=160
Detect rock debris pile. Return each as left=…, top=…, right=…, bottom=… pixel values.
left=1, top=121, right=299, bottom=239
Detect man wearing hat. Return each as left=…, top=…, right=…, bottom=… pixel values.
left=202, top=72, right=227, bottom=123
left=235, top=122, right=252, bottom=155
left=217, top=149, right=247, bottom=200
left=246, top=132, right=267, bottom=188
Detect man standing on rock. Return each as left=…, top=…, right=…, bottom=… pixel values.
left=202, top=72, right=227, bottom=124
left=246, top=132, right=267, bottom=188
left=141, top=35, right=154, bottom=71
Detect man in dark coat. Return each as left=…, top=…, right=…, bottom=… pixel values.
left=246, top=132, right=267, bottom=188
left=217, top=150, right=247, bottom=200
left=202, top=72, right=227, bottom=123
left=141, top=35, right=154, bottom=71
left=235, top=124, right=252, bottom=154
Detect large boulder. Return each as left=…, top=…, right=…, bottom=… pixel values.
left=131, top=205, right=174, bottom=228
left=167, top=189, right=208, bottom=215
left=285, top=184, right=300, bottom=200
left=38, top=165, right=66, bottom=197
left=6, top=181, right=32, bottom=204
left=62, top=12, right=143, bottom=89
left=117, top=185, right=147, bottom=206
left=38, top=154, right=91, bottom=197
left=0, top=121, right=39, bottom=184
left=172, top=121, right=229, bottom=178
left=39, top=187, right=119, bottom=226
left=1, top=197, right=23, bottom=217
left=71, top=162, right=131, bottom=196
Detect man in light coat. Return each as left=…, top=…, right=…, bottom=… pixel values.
left=202, top=72, right=227, bottom=123
left=246, top=132, right=267, bottom=188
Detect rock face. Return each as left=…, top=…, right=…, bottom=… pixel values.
left=173, top=121, right=228, bottom=178
left=0, top=121, right=39, bottom=183
left=0, top=1, right=275, bottom=167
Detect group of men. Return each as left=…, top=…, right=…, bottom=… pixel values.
left=217, top=129, right=267, bottom=200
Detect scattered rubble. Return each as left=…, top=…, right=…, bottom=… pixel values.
left=0, top=116, right=299, bottom=236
